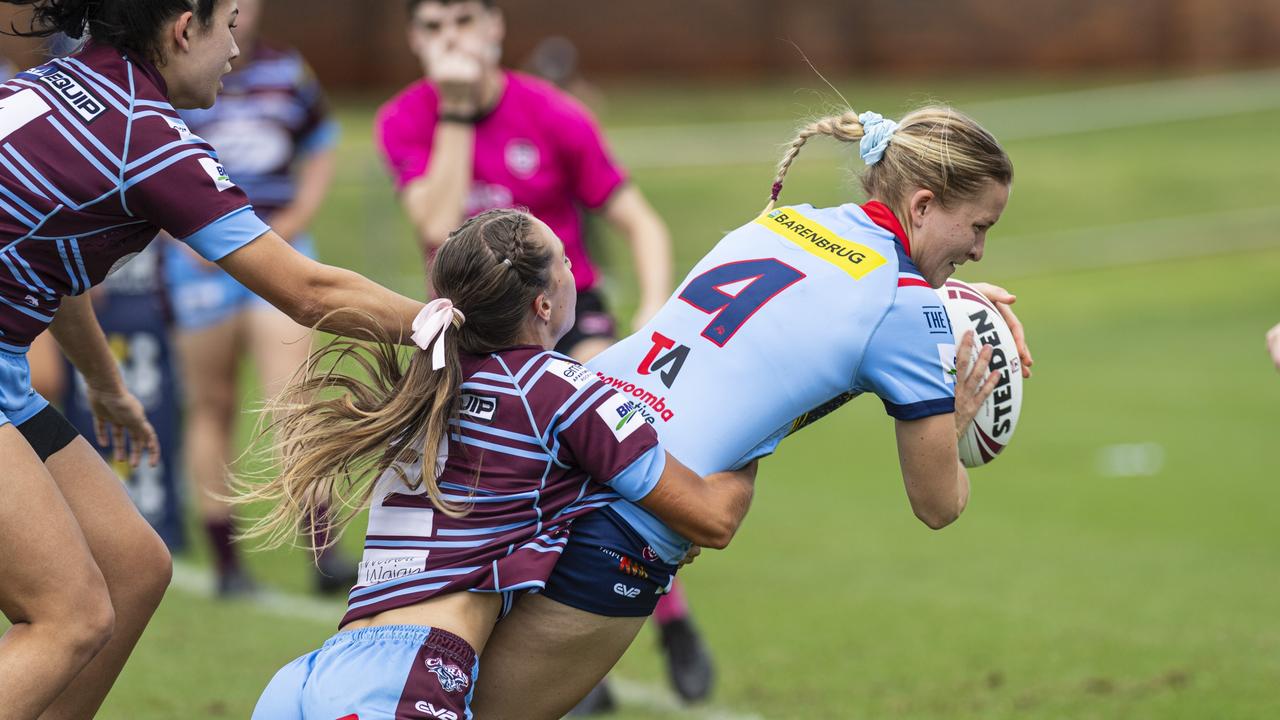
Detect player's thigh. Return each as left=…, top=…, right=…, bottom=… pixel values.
left=0, top=425, right=109, bottom=625
left=245, top=305, right=312, bottom=400
left=471, top=594, right=645, bottom=720
left=43, top=435, right=171, bottom=598
left=173, top=316, right=240, bottom=415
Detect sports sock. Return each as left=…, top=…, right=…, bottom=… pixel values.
left=204, top=517, right=241, bottom=576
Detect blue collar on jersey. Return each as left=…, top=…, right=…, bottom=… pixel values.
left=861, top=201, right=911, bottom=259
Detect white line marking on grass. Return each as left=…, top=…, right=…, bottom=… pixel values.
left=608, top=69, right=1280, bottom=169
left=169, top=560, right=344, bottom=625
left=168, top=560, right=765, bottom=720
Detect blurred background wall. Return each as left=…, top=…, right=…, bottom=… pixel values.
left=5, top=0, right=1279, bottom=89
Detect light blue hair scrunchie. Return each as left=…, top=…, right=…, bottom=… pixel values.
left=858, top=111, right=899, bottom=166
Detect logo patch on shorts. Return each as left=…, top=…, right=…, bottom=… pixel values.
left=613, top=582, right=642, bottom=598
left=425, top=657, right=471, bottom=694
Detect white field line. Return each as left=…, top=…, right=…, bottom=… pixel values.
left=607, top=68, right=1280, bottom=168
left=168, top=560, right=766, bottom=720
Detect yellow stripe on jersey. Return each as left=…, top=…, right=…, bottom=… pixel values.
left=756, top=207, right=887, bottom=280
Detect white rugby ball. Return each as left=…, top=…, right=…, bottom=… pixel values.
left=935, top=280, right=1023, bottom=467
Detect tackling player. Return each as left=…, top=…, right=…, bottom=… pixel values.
left=242, top=209, right=757, bottom=720
left=470, top=106, right=1033, bottom=719
left=0, top=0, right=425, bottom=716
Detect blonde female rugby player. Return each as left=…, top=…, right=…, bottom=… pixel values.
left=471, top=105, right=1033, bottom=719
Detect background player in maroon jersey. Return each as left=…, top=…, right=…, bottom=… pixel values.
left=0, top=1, right=425, bottom=716
left=160, top=0, right=355, bottom=597
left=240, top=209, right=756, bottom=720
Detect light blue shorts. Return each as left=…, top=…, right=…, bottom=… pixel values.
left=252, top=624, right=479, bottom=720
left=0, top=347, right=48, bottom=429
left=165, top=234, right=316, bottom=331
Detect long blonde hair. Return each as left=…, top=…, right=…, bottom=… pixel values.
left=236, top=209, right=553, bottom=551
left=765, top=105, right=1013, bottom=213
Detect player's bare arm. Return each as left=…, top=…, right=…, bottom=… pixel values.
left=47, top=294, right=159, bottom=469
left=217, top=231, right=423, bottom=341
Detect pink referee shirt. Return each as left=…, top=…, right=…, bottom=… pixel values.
left=376, top=71, right=626, bottom=292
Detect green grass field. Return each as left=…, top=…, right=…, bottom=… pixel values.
left=87, top=72, right=1280, bottom=718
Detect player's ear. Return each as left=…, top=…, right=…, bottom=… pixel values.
left=170, top=10, right=194, bottom=53
left=908, top=188, right=935, bottom=230
left=532, top=292, right=552, bottom=323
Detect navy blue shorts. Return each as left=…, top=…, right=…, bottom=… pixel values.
left=540, top=507, right=677, bottom=618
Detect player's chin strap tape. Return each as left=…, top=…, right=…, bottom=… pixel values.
left=411, top=299, right=466, bottom=371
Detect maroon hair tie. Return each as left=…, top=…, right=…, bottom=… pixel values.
left=770, top=182, right=783, bottom=201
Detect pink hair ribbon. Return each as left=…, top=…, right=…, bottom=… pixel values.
left=411, top=299, right=465, bottom=370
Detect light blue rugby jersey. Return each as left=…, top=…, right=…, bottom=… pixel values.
left=587, top=201, right=959, bottom=562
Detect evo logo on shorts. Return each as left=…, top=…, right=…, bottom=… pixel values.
left=613, top=582, right=642, bottom=598
left=413, top=703, right=458, bottom=719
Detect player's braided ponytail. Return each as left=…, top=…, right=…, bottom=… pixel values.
left=765, top=111, right=864, bottom=212
left=764, top=106, right=1012, bottom=217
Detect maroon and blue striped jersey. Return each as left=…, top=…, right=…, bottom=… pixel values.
left=0, top=41, right=268, bottom=351
left=342, top=346, right=667, bottom=626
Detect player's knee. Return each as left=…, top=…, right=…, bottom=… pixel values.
left=128, top=525, right=174, bottom=606
left=55, top=568, right=116, bottom=660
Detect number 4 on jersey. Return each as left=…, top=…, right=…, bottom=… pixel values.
left=677, top=258, right=805, bottom=346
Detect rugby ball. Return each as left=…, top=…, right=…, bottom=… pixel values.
left=935, top=280, right=1023, bottom=467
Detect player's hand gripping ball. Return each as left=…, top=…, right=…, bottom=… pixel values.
left=936, top=280, right=1023, bottom=467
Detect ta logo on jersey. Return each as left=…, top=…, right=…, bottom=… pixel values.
left=922, top=305, right=951, bottom=335
left=198, top=157, right=235, bottom=191
left=596, top=395, right=646, bottom=442
left=636, top=331, right=689, bottom=388
left=38, top=70, right=106, bottom=123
